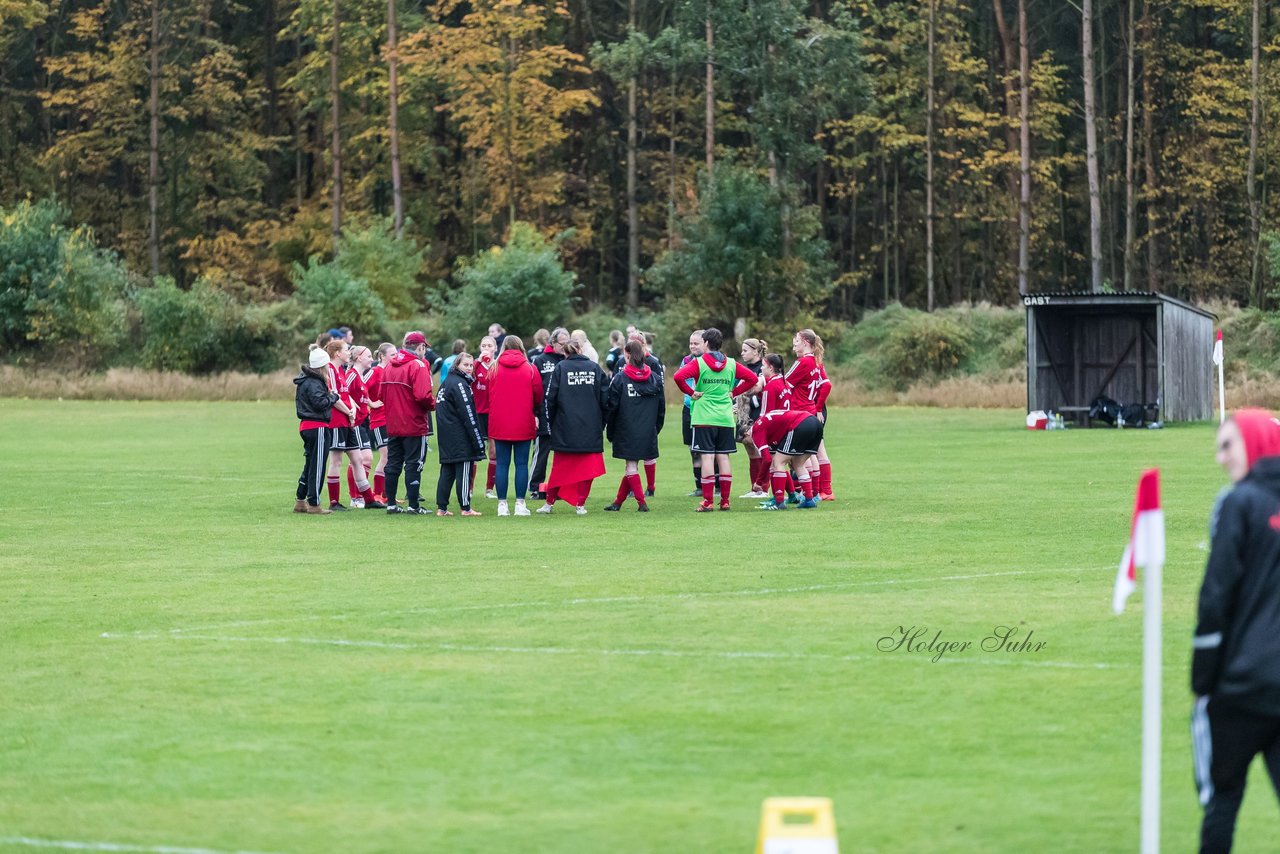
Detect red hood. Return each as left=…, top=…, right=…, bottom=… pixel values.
left=700, top=352, right=729, bottom=371
left=498, top=349, right=528, bottom=368
left=1234, top=408, right=1280, bottom=470
left=623, top=363, right=652, bottom=382
left=390, top=349, right=420, bottom=367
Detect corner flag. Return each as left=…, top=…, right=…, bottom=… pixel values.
left=1113, top=469, right=1164, bottom=615
left=1113, top=468, right=1165, bottom=854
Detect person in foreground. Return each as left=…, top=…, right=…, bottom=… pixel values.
left=1192, top=408, right=1280, bottom=853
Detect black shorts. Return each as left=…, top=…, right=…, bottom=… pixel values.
left=477, top=413, right=489, bottom=440
left=682, top=405, right=693, bottom=447
left=690, top=425, right=737, bottom=455
left=354, top=424, right=374, bottom=450
left=370, top=425, right=389, bottom=449
left=775, top=416, right=824, bottom=457
left=329, top=425, right=361, bottom=451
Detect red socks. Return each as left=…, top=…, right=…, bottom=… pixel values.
left=346, top=467, right=358, bottom=500
left=374, top=473, right=385, bottom=496
left=327, top=477, right=340, bottom=504
left=487, top=462, right=496, bottom=490
left=701, top=476, right=716, bottom=504
left=771, top=471, right=789, bottom=504
left=819, top=462, right=832, bottom=495
left=758, top=450, right=773, bottom=488
left=615, top=477, right=631, bottom=505
left=628, top=473, right=646, bottom=505
left=798, top=474, right=815, bottom=500
left=717, top=475, right=732, bottom=505
left=644, top=462, right=656, bottom=493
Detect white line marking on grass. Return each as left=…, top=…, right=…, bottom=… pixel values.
left=0, top=835, right=284, bottom=854
left=101, top=631, right=1132, bottom=671
left=145, top=567, right=1096, bottom=637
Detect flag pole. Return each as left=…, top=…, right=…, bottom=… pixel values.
left=1215, top=330, right=1225, bottom=424
left=1141, top=553, right=1161, bottom=854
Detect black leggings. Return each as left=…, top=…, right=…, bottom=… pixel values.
left=437, top=460, right=477, bottom=511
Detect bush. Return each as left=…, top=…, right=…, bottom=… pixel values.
left=448, top=222, right=576, bottom=339
left=335, top=219, right=428, bottom=318
left=0, top=197, right=129, bottom=364
left=646, top=165, right=834, bottom=332
left=881, top=312, right=973, bottom=389
left=136, top=277, right=283, bottom=373
left=292, top=255, right=388, bottom=339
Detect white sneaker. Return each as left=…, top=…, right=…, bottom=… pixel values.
left=514, top=500, right=531, bottom=517
left=740, top=489, right=768, bottom=499
left=350, top=497, right=366, bottom=509
left=535, top=503, right=553, bottom=514
left=575, top=505, right=588, bottom=516
left=485, top=489, right=497, bottom=499
left=497, top=500, right=509, bottom=517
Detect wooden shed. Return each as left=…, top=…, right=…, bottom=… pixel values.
left=1024, top=292, right=1216, bottom=423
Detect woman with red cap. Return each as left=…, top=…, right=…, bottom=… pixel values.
left=1192, top=408, right=1280, bottom=853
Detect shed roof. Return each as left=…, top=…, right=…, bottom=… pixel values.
left=1021, top=291, right=1216, bottom=320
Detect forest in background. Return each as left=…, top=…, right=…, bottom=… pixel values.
left=2, top=0, right=1279, bottom=372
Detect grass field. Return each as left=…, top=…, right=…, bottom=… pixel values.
left=0, top=400, right=1274, bottom=852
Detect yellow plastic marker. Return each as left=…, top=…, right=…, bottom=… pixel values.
left=755, top=796, right=839, bottom=854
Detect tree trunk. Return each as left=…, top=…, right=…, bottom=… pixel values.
left=1141, top=0, right=1160, bottom=291
left=668, top=42, right=677, bottom=251
left=387, top=0, right=403, bottom=237
left=1018, top=0, right=1031, bottom=296
left=330, top=0, right=343, bottom=245
left=925, top=0, right=935, bottom=311
left=264, top=0, right=280, bottom=208
left=705, top=10, right=714, bottom=172
left=1122, top=0, right=1136, bottom=291
left=1249, top=0, right=1261, bottom=304
left=626, top=0, right=639, bottom=306
left=991, top=0, right=1022, bottom=290
left=148, top=0, right=160, bottom=278
left=1083, top=0, right=1103, bottom=291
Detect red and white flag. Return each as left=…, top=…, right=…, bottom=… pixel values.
left=1114, top=469, right=1165, bottom=614
left=1212, top=330, right=1224, bottom=366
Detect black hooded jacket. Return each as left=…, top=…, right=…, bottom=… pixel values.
left=532, top=349, right=565, bottom=437
left=434, top=370, right=484, bottom=464
left=1193, top=456, right=1280, bottom=713
left=294, top=365, right=338, bottom=422
left=606, top=364, right=665, bottom=460
left=546, top=354, right=606, bottom=453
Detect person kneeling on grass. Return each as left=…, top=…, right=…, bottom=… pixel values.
left=434, top=352, right=486, bottom=517
left=294, top=347, right=340, bottom=515
left=672, top=327, right=759, bottom=512
left=604, top=340, right=665, bottom=512
left=750, top=408, right=825, bottom=510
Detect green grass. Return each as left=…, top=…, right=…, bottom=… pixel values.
left=0, top=401, right=1272, bottom=852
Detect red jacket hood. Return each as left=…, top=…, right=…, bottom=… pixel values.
left=1234, top=408, right=1280, bottom=470
left=498, top=349, right=528, bottom=368
left=623, top=363, right=652, bottom=382
left=390, top=348, right=421, bottom=367
left=701, top=352, right=729, bottom=371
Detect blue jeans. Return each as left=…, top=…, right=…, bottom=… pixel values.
left=494, top=439, right=532, bottom=500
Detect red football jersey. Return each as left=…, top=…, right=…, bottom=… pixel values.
left=751, top=408, right=813, bottom=450
left=784, top=353, right=821, bottom=413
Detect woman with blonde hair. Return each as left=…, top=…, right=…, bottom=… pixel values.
left=571, top=328, right=599, bottom=364
left=789, top=328, right=834, bottom=500
left=737, top=337, right=769, bottom=497
left=322, top=339, right=384, bottom=510
left=473, top=335, right=499, bottom=498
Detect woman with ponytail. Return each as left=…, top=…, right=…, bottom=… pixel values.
left=736, top=338, right=768, bottom=497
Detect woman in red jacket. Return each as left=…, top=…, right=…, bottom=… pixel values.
left=485, top=336, right=545, bottom=517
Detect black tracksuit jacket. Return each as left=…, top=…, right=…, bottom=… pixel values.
left=546, top=355, right=607, bottom=454
left=434, top=371, right=484, bottom=464
left=1193, top=456, right=1280, bottom=713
